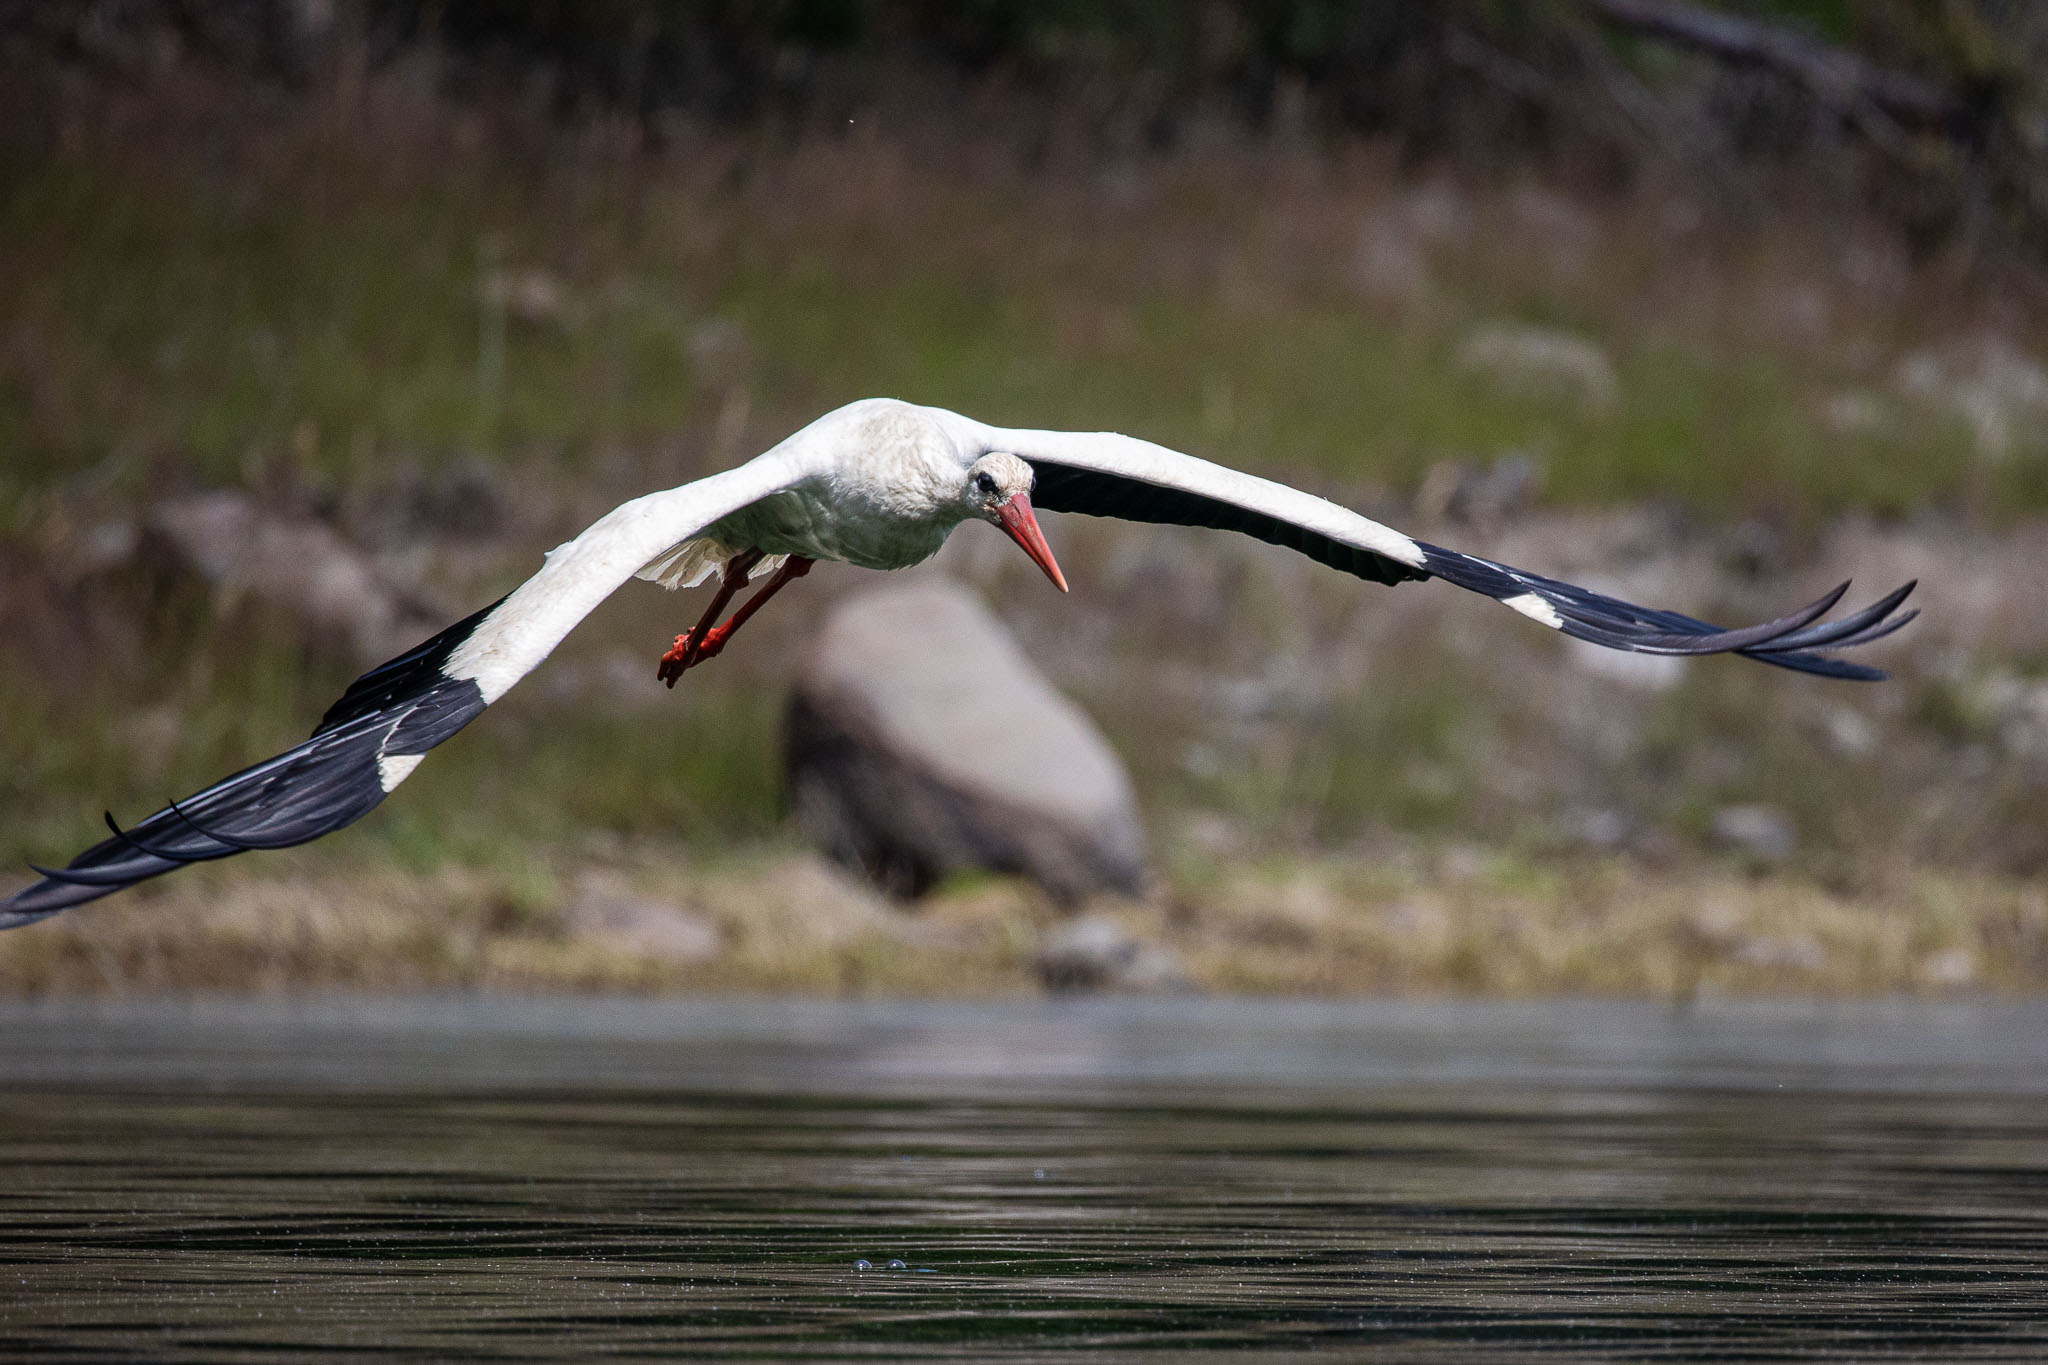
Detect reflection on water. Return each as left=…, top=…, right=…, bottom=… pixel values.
left=1, top=997, right=2045, bottom=1360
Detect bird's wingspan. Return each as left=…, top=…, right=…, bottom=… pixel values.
left=2, top=455, right=810, bottom=926
left=993, top=426, right=1914, bottom=681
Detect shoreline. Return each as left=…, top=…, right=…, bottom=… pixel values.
left=2, top=845, right=2038, bottom=999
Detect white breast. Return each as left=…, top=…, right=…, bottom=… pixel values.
left=706, top=482, right=956, bottom=571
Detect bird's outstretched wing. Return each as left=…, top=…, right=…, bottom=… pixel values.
left=989, top=425, right=1915, bottom=682
left=1, top=456, right=809, bottom=927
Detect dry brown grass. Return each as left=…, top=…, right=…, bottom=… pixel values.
left=4, top=847, right=2041, bottom=999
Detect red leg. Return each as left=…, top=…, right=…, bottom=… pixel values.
left=658, top=549, right=763, bottom=686
left=662, top=555, right=814, bottom=682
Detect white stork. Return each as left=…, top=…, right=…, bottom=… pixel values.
left=2, top=398, right=1915, bottom=926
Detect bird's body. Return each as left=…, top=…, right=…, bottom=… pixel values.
left=669, top=401, right=973, bottom=576
left=2, top=397, right=1917, bottom=927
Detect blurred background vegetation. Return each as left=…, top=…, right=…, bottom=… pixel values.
left=5, top=0, right=2048, bottom=993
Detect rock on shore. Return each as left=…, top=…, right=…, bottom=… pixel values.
left=785, top=579, right=1148, bottom=902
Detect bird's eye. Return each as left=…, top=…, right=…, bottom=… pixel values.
left=975, top=471, right=998, bottom=496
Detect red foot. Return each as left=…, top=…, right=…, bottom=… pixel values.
left=656, top=633, right=694, bottom=687
left=656, top=552, right=811, bottom=689
left=655, top=625, right=735, bottom=687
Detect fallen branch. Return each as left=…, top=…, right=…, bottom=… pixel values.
left=1585, top=0, right=1967, bottom=132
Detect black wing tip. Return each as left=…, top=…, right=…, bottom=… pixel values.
left=2, top=874, right=125, bottom=925
left=1728, top=579, right=1917, bottom=681
left=1420, top=543, right=1918, bottom=682
left=1567, top=577, right=1919, bottom=680
left=4, top=610, right=501, bottom=930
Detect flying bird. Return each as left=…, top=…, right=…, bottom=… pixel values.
left=1, top=398, right=1916, bottom=927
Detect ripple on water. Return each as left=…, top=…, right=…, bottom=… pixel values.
left=0, top=997, right=2044, bottom=1359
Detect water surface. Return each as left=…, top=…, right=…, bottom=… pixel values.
left=2, top=996, right=2045, bottom=1360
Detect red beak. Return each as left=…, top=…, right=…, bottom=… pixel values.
left=996, top=492, right=1069, bottom=593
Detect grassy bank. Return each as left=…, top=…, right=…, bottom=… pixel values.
left=4, top=844, right=2041, bottom=998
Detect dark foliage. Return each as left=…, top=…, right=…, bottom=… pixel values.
left=6, top=1, right=2044, bottom=251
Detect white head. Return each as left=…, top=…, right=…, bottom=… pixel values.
left=963, top=450, right=1067, bottom=592
left=964, top=450, right=1036, bottom=518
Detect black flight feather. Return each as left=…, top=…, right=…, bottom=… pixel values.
left=1416, top=542, right=1916, bottom=681
left=0, top=611, right=497, bottom=929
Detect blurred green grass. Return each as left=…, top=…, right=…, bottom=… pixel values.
left=0, top=102, right=1997, bottom=526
